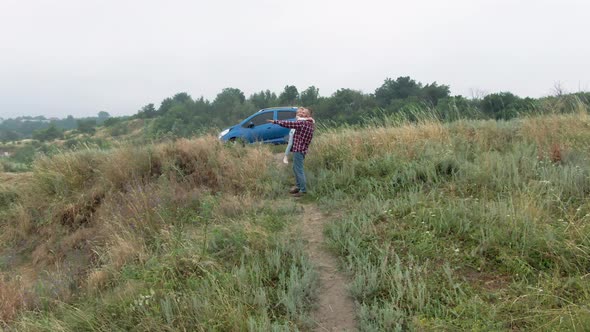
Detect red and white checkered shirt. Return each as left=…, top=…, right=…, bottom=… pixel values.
left=273, top=119, right=315, bottom=155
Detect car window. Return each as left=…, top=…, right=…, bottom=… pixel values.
left=245, top=112, right=274, bottom=127
left=277, top=111, right=296, bottom=120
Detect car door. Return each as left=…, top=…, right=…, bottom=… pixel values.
left=274, top=110, right=296, bottom=142
left=242, top=111, right=275, bottom=142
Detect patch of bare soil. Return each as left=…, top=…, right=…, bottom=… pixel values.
left=274, top=151, right=357, bottom=330
left=298, top=204, right=357, bottom=332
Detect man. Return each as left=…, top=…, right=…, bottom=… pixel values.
left=268, top=107, right=315, bottom=197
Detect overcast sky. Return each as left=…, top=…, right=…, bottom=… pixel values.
left=1, top=0, right=589, bottom=118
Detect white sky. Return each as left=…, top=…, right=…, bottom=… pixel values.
left=1, top=0, right=589, bottom=118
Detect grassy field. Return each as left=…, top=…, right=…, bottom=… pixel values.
left=1, top=112, right=590, bottom=330
left=307, top=112, right=590, bottom=330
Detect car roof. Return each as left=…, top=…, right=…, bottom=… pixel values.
left=257, top=106, right=298, bottom=113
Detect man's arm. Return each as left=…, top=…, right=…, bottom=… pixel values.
left=267, top=119, right=306, bottom=129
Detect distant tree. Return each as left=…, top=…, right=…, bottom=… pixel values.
left=103, top=117, right=123, bottom=127
left=212, top=88, right=247, bottom=123
left=147, top=93, right=215, bottom=138
left=375, top=77, right=422, bottom=106
left=213, top=88, right=245, bottom=108
left=278, top=85, right=299, bottom=105
left=386, top=96, right=428, bottom=116
left=249, top=90, right=278, bottom=109
left=331, top=89, right=366, bottom=109
left=137, top=103, right=157, bottom=118
left=300, top=86, right=320, bottom=106
left=172, top=92, right=192, bottom=104
left=0, top=130, right=20, bottom=143
left=435, top=96, right=482, bottom=120
left=151, top=104, right=191, bottom=137
left=481, top=92, right=538, bottom=120
left=157, top=98, right=175, bottom=115
left=481, top=92, right=519, bottom=116
left=215, top=88, right=245, bottom=105
left=552, top=81, right=566, bottom=97
left=32, top=124, right=63, bottom=141
left=62, top=115, right=77, bottom=129
left=77, top=119, right=97, bottom=134
left=314, top=88, right=375, bottom=123
left=421, top=82, right=450, bottom=106
left=96, top=111, right=111, bottom=125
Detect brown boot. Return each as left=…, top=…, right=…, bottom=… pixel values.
left=291, top=191, right=306, bottom=198
left=289, top=186, right=300, bottom=194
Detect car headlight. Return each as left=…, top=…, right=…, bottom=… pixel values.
left=218, top=129, right=230, bottom=139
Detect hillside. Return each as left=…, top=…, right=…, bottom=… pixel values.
left=2, top=81, right=588, bottom=177
left=2, top=112, right=590, bottom=330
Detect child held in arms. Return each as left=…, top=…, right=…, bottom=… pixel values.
left=283, top=107, right=315, bottom=164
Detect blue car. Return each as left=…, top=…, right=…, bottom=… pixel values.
left=218, top=107, right=297, bottom=144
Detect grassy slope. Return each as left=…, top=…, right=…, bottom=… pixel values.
left=1, top=112, right=590, bottom=330
left=307, top=112, right=590, bottom=330
left=0, top=138, right=317, bottom=331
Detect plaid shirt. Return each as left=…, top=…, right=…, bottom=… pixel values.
left=273, top=119, right=315, bottom=155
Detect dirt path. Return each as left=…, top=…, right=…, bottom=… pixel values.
left=273, top=152, right=357, bottom=330
left=298, top=204, right=357, bottom=332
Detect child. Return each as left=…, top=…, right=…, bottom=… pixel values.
left=283, top=109, right=314, bottom=164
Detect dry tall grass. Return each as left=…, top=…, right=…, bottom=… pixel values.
left=0, top=135, right=278, bottom=321
left=308, top=112, right=590, bottom=330
left=310, top=111, right=590, bottom=171
left=0, top=277, right=27, bottom=324
left=310, top=122, right=450, bottom=170
left=521, top=111, right=590, bottom=148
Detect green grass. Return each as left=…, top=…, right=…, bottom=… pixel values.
left=3, top=112, right=590, bottom=330
left=306, top=112, right=590, bottom=330
left=0, top=138, right=318, bottom=331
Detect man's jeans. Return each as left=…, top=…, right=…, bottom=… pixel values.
left=293, top=152, right=307, bottom=193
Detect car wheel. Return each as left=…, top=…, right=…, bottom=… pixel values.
left=228, top=137, right=246, bottom=147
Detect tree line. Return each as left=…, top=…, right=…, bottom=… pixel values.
left=127, top=77, right=589, bottom=139
left=2, top=76, right=589, bottom=142
left=0, top=112, right=111, bottom=142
